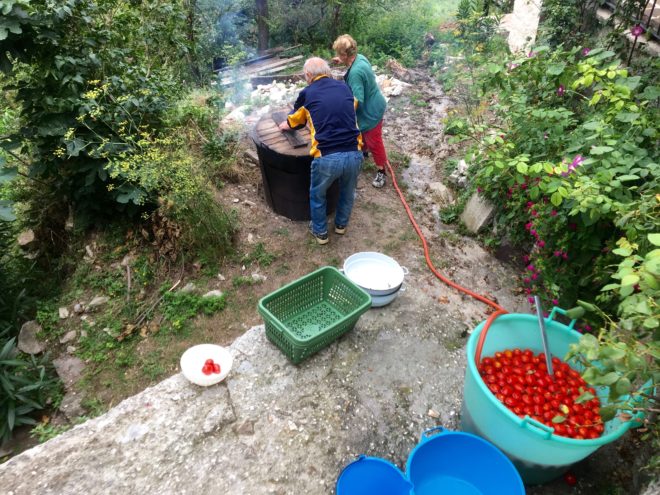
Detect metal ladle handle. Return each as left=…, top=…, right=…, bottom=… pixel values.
left=534, top=296, right=554, bottom=377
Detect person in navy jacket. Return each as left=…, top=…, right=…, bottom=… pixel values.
left=279, top=57, right=364, bottom=245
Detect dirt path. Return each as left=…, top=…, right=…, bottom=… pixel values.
left=199, top=69, right=527, bottom=364
left=3, top=66, right=649, bottom=493
left=203, top=68, right=645, bottom=493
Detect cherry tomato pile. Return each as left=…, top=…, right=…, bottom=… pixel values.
left=202, top=358, right=221, bottom=376
left=478, top=348, right=604, bottom=440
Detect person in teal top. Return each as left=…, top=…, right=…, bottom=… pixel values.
left=333, top=34, right=390, bottom=189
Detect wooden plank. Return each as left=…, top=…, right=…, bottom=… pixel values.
left=259, top=131, right=283, bottom=142
left=271, top=111, right=308, bottom=148
left=214, top=45, right=302, bottom=74
left=270, top=140, right=310, bottom=156
left=250, top=74, right=303, bottom=86
left=262, top=132, right=287, bottom=143
left=246, top=55, right=303, bottom=76
left=219, top=55, right=304, bottom=85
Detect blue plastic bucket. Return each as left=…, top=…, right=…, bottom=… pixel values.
left=406, top=427, right=525, bottom=495
left=336, top=456, right=412, bottom=495
left=463, top=307, right=643, bottom=484
left=336, top=428, right=523, bottom=495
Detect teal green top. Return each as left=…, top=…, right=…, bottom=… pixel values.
left=344, top=54, right=387, bottom=132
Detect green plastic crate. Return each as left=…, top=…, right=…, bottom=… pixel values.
left=258, top=266, right=372, bottom=364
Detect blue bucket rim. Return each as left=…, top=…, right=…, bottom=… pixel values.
left=404, top=426, right=525, bottom=493
left=466, top=312, right=640, bottom=446
left=335, top=455, right=412, bottom=495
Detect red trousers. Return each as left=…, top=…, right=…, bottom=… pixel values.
left=362, top=120, right=388, bottom=171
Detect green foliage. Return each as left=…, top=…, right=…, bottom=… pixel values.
left=241, top=242, right=276, bottom=268
left=0, top=334, right=62, bottom=442
left=359, top=1, right=436, bottom=67
left=469, top=46, right=659, bottom=307
left=160, top=290, right=226, bottom=331
left=538, top=0, right=597, bottom=48
left=263, top=0, right=450, bottom=68
left=600, top=235, right=660, bottom=334
left=444, top=115, right=470, bottom=135
left=3, top=0, right=190, bottom=218
left=232, top=275, right=260, bottom=288
left=35, top=303, right=59, bottom=335
left=30, top=421, right=71, bottom=443
left=168, top=191, right=238, bottom=263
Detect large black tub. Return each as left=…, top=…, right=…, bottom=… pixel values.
left=252, top=111, right=338, bottom=221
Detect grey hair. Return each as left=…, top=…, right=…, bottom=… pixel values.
left=303, top=57, right=331, bottom=79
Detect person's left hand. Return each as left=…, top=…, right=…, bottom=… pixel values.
left=278, top=120, right=290, bottom=131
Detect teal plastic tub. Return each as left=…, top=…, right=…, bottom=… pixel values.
left=462, top=307, right=642, bottom=485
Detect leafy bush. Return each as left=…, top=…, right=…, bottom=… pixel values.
left=538, top=0, right=592, bottom=48
left=0, top=335, right=62, bottom=443
left=2, top=0, right=189, bottom=219
left=471, top=46, right=659, bottom=309
left=359, top=2, right=436, bottom=67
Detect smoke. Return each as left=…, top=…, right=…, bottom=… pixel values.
left=195, top=0, right=255, bottom=71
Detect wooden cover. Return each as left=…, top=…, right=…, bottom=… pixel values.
left=254, top=110, right=311, bottom=157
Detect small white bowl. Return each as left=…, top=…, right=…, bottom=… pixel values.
left=180, top=344, right=233, bottom=386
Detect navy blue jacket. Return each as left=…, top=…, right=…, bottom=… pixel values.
left=287, top=75, right=362, bottom=158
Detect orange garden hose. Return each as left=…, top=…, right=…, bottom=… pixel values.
left=385, top=161, right=508, bottom=364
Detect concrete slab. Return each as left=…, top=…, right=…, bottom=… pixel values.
left=460, top=192, right=495, bottom=233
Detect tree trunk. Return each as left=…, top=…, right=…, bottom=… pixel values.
left=330, top=4, right=341, bottom=43
left=256, top=0, right=269, bottom=54
left=186, top=0, right=201, bottom=82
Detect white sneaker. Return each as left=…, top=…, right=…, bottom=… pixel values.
left=372, top=170, right=386, bottom=188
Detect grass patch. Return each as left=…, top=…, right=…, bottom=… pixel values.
left=241, top=242, right=276, bottom=267
left=160, top=290, right=226, bottom=330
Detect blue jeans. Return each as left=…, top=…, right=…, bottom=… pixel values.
left=309, top=151, right=363, bottom=235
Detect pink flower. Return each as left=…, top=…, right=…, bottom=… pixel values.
left=552, top=299, right=559, bottom=305
left=527, top=51, right=537, bottom=58
left=631, top=25, right=645, bottom=37
left=582, top=47, right=591, bottom=56
left=537, top=240, right=546, bottom=248
left=562, top=253, right=569, bottom=260
left=531, top=210, right=538, bottom=217
left=532, top=273, right=539, bottom=280
left=528, top=296, right=535, bottom=304
left=530, top=229, right=537, bottom=236
left=557, top=85, right=565, bottom=96
left=520, top=183, right=528, bottom=190
left=477, top=187, right=482, bottom=193
left=527, top=264, right=535, bottom=271
left=584, top=325, right=592, bottom=332
left=522, top=255, right=530, bottom=263
left=525, top=288, right=532, bottom=295
left=550, top=210, right=557, bottom=216
left=569, top=154, right=584, bottom=170
left=525, top=222, right=533, bottom=231
left=526, top=201, right=534, bottom=208
left=523, top=278, right=531, bottom=284
left=554, top=250, right=562, bottom=257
